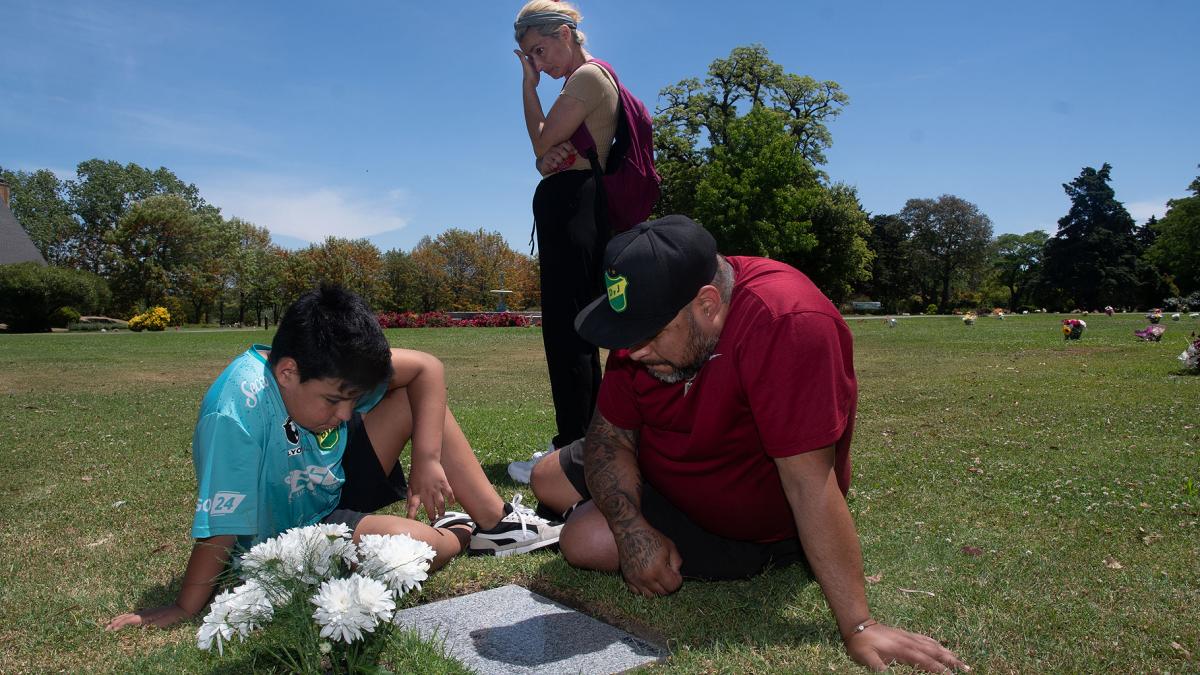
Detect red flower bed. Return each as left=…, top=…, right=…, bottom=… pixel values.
left=376, top=312, right=535, bottom=329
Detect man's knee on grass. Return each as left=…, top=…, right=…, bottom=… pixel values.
left=559, top=503, right=619, bottom=572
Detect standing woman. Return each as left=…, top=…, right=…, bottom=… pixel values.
left=514, top=1, right=618, bottom=453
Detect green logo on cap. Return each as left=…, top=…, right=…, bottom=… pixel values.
left=605, top=271, right=628, bottom=313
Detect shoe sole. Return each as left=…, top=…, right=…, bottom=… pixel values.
left=468, top=536, right=560, bottom=558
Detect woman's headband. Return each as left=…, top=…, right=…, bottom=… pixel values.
left=514, top=11, right=577, bottom=32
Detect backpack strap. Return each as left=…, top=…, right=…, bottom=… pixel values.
left=562, top=59, right=619, bottom=261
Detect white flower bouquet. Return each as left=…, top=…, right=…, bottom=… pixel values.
left=198, top=523, right=435, bottom=672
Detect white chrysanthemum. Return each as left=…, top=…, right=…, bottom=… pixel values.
left=197, top=580, right=280, bottom=654
left=198, top=587, right=238, bottom=654
left=241, top=524, right=357, bottom=585
left=311, top=574, right=396, bottom=643
left=357, top=533, right=436, bottom=594
left=225, top=579, right=277, bottom=636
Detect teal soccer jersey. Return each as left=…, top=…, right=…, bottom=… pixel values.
left=190, top=345, right=385, bottom=547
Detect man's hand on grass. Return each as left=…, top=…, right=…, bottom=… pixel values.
left=105, top=604, right=191, bottom=631
left=844, top=622, right=969, bottom=673
left=615, top=523, right=683, bottom=597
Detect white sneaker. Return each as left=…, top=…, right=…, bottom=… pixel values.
left=469, top=495, right=562, bottom=557
left=506, top=442, right=553, bottom=484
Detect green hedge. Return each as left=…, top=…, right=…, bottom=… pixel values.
left=0, top=263, right=110, bottom=332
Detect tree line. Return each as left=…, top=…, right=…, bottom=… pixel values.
left=1, top=159, right=540, bottom=327
left=650, top=45, right=1198, bottom=314
left=4, top=44, right=1198, bottom=330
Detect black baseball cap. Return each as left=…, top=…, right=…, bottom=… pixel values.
left=574, top=215, right=718, bottom=349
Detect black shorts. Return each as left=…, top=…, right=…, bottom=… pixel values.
left=557, top=440, right=806, bottom=580
left=320, top=413, right=408, bottom=532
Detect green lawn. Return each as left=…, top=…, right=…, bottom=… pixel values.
left=0, top=315, right=1196, bottom=673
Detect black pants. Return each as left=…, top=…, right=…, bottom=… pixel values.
left=556, top=440, right=805, bottom=580
left=533, top=170, right=605, bottom=449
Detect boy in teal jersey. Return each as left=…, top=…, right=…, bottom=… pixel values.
left=107, top=285, right=560, bottom=630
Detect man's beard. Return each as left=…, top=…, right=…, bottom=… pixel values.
left=646, top=312, right=719, bottom=384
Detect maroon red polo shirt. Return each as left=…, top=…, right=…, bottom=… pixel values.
left=597, top=256, right=857, bottom=543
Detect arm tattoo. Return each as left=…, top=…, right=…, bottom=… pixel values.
left=615, top=528, right=664, bottom=574
left=583, top=414, right=643, bottom=535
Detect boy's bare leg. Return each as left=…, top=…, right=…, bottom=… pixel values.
left=362, top=387, right=506, bottom=529
left=352, top=514, right=472, bottom=571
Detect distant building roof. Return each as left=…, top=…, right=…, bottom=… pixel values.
left=0, top=183, right=47, bottom=266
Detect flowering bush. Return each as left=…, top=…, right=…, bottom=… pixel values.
left=1062, top=318, right=1086, bottom=340
left=1180, top=332, right=1200, bottom=374
left=128, top=306, right=171, bottom=332
left=376, top=311, right=533, bottom=329
left=1105, top=305, right=1114, bottom=316
left=1148, top=308, right=1163, bottom=324
left=962, top=312, right=976, bottom=325
left=198, top=523, right=435, bottom=672
left=1134, top=325, right=1166, bottom=342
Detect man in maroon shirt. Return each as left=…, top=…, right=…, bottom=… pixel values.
left=530, top=215, right=967, bottom=672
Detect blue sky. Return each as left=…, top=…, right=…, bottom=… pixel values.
left=2, top=1, right=1197, bottom=253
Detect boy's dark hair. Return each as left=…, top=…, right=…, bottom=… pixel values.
left=269, top=284, right=393, bottom=392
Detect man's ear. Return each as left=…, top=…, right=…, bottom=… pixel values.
left=694, top=285, right=723, bottom=321
left=274, top=356, right=300, bottom=388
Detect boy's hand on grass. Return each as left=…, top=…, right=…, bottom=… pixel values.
left=615, top=523, right=683, bottom=597
left=844, top=622, right=968, bottom=673
left=104, top=604, right=190, bottom=631
left=407, top=459, right=455, bottom=522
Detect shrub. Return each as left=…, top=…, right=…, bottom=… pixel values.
left=376, top=311, right=533, bottom=329
left=925, top=303, right=939, bottom=315
left=50, top=306, right=81, bottom=328
left=129, top=306, right=171, bottom=332
left=160, top=296, right=188, bottom=326
left=0, top=263, right=109, bottom=332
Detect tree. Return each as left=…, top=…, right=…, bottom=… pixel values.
left=861, top=214, right=917, bottom=313
left=294, top=238, right=389, bottom=309
left=106, top=195, right=204, bottom=311
left=172, top=210, right=240, bottom=324
left=406, top=228, right=539, bottom=311
left=229, top=219, right=282, bottom=326
left=1147, top=170, right=1200, bottom=295
left=0, top=167, right=75, bottom=265
left=407, top=240, right=452, bottom=312
left=66, top=160, right=204, bottom=275
left=790, top=183, right=873, bottom=304
left=654, top=44, right=848, bottom=218
left=693, top=107, right=822, bottom=263
left=900, top=195, right=994, bottom=312
left=653, top=46, right=868, bottom=301
left=990, top=230, right=1049, bottom=310
left=381, top=250, right=423, bottom=312
left=1040, top=164, right=1142, bottom=310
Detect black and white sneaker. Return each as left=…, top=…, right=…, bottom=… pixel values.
left=469, top=495, right=562, bottom=557
left=432, top=511, right=474, bottom=530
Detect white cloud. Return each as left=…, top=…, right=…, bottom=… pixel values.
left=1126, top=199, right=1167, bottom=224
left=203, top=176, right=410, bottom=243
